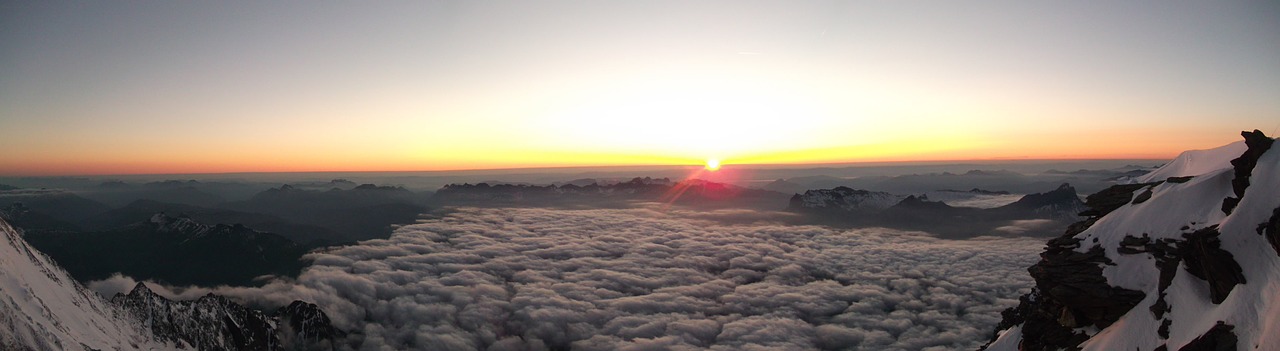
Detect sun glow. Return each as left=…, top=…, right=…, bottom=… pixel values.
left=528, top=74, right=842, bottom=163
left=704, top=159, right=721, bottom=171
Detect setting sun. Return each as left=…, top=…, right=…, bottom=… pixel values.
left=705, top=159, right=721, bottom=171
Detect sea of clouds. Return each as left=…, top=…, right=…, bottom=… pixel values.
left=92, top=207, right=1042, bottom=350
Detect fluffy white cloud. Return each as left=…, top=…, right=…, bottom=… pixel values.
left=92, top=207, right=1041, bottom=350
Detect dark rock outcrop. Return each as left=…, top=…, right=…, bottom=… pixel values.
left=1222, top=130, right=1274, bottom=214
left=1076, top=182, right=1151, bottom=218
left=113, top=282, right=343, bottom=351
left=1258, top=206, right=1280, bottom=256
left=979, top=182, right=1157, bottom=350
left=1029, top=240, right=1145, bottom=329
left=1178, top=322, right=1237, bottom=351
left=1178, top=227, right=1245, bottom=304
left=275, top=301, right=344, bottom=347
left=1132, top=188, right=1154, bottom=204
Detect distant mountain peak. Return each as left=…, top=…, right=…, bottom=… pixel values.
left=994, top=183, right=1086, bottom=221
left=129, top=281, right=158, bottom=297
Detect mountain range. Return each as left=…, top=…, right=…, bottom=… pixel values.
left=432, top=177, right=794, bottom=210
left=789, top=183, right=1088, bottom=238
left=1, top=182, right=428, bottom=286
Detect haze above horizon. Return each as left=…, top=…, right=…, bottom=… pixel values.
left=2, top=1, right=1277, bottom=176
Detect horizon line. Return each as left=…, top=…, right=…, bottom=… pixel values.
left=0, top=156, right=1172, bottom=178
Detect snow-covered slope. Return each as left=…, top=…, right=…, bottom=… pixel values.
left=983, top=130, right=1279, bottom=351
left=1137, top=141, right=1248, bottom=183
left=0, top=218, right=167, bottom=350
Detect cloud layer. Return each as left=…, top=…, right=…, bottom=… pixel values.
left=93, top=207, right=1041, bottom=350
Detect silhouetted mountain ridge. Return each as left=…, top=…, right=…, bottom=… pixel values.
left=789, top=183, right=1086, bottom=237
left=433, top=177, right=791, bottom=209
left=23, top=213, right=308, bottom=286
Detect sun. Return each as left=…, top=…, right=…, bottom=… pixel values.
left=704, top=159, right=721, bottom=171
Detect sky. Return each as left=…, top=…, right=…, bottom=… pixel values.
left=1, top=1, right=1277, bottom=176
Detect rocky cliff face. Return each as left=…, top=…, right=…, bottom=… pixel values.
left=982, top=130, right=1280, bottom=351
left=112, top=283, right=344, bottom=350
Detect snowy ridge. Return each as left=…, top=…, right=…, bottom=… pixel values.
left=1137, top=141, right=1247, bottom=183
left=984, top=131, right=1279, bottom=350
left=0, top=218, right=167, bottom=350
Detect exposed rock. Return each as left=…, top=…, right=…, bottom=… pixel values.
left=1178, top=227, right=1245, bottom=304
left=1150, top=238, right=1180, bottom=313
left=1220, top=197, right=1240, bottom=216
left=1028, top=243, right=1145, bottom=329
left=274, top=301, right=344, bottom=347
left=1258, top=206, right=1280, bottom=256
left=1222, top=130, right=1274, bottom=214
left=114, top=283, right=277, bottom=350
left=113, top=282, right=343, bottom=350
left=1178, top=322, right=1236, bottom=351
left=980, top=290, right=1089, bottom=351
left=980, top=182, right=1156, bottom=351
left=1117, top=234, right=1151, bottom=254
left=1132, top=188, right=1154, bottom=204
left=1077, top=183, right=1153, bottom=218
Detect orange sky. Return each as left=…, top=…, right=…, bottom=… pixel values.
left=1, top=2, right=1276, bottom=176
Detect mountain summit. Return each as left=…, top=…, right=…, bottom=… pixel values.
left=982, top=130, right=1279, bottom=350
